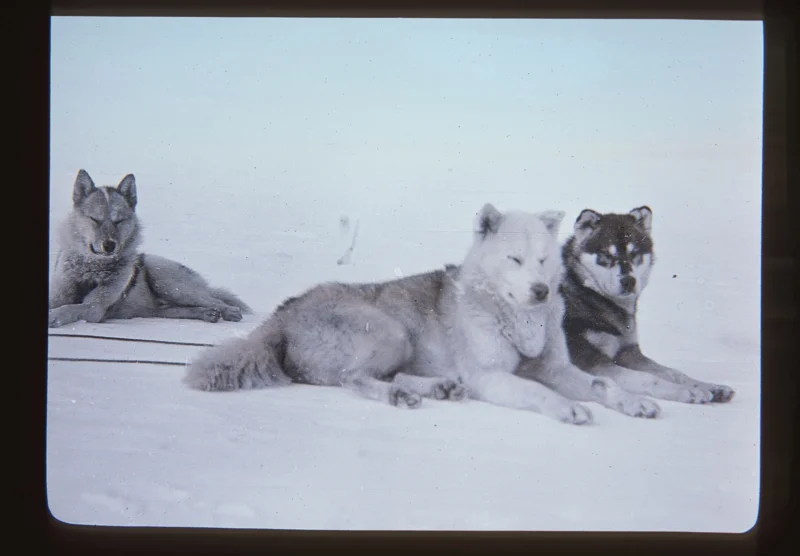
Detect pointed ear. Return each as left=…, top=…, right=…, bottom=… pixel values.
left=117, top=174, right=137, bottom=209
left=629, top=205, right=652, bottom=234
left=538, top=210, right=565, bottom=236
left=574, top=209, right=602, bottom=241
left=72, top=169, right=96, bottom=206
left=475, top=203, right=503, bottom=239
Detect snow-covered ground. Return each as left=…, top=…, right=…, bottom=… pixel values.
left=46, top=17, right=762, bottom=533
left=45, top=184, right=761, bottom=533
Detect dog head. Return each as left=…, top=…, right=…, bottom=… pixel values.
left=69, top=169, right=140, bottom=258
left=462, top=203, right=565, bottom=308
left=568, top=206, right=655, bottom=301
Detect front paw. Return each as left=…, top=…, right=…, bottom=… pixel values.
left=558, top=402, right=594, bottom=425
left=48, top=312, right=64, bottom=328
left=678, top=386, right=714, bottom=404
left=431, top=379, right=466, bottom=401
left=592, top=379, right=660, bottom=418
left=48, top=307, right=76, bottom=328
left=544, top=399, right=594, bottom=425
left=389, top=385, right=422, bottom=409
left=221, top=306, right=243, bottom=322
left=616, top=395, right=661, bottom=418
left=201, top=308, right=222, bottom=323
left=706, top=383, right=736, bottom=403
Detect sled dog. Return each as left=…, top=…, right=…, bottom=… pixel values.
left=523, top=206, right=735, bottom=405
left=48, top=169, right=252, bottom=328
left=185, top=204, right=599, bottom=424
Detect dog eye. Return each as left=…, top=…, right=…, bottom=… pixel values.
left=90, top=217, right=102, bottom=225
left=508, top=256, right=523, bottom=266
left=538, top=257, right=547, bottom=264
left=112, top=218, right=126, bottom=225
left=596, top=253, right=612, bottom=267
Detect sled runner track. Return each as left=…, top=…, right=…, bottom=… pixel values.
left=48, top=332, right=216, bottom=348
left=49, top=356, right=188, bottom=367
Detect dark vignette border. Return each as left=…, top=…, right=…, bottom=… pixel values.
left=19, top=1, right=797, bottom=555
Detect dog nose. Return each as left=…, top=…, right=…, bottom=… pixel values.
left=620, top=276, right=636, bottom=293
left=531, top=283, right=549, bottom=302
left=102, top=240, right=116, bottom=253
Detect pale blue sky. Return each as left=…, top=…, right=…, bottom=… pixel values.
left=50, top=17, right=763, bottom=235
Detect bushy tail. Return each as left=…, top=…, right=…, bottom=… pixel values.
left=211, top=287, right=253, bottom=314
left=183, top=317, right=291, bottom=391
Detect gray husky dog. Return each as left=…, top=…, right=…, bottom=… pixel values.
left=48, top=169, right=252, bottom=328
left=185, top=203, right=619, bottom=424
left=519, top=206, right=735, bottom=405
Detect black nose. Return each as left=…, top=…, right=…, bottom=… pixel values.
left=102, top=240, right=116, bottom=253
left=620, top=276, right=636, bottom=293
left=531, top=283, right=549, bottom=302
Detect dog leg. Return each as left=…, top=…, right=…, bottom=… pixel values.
left=465, top=370, right=594, bottom=425
left=49, top=278, right=80, bottom=311
left=158, top=297, right=240, bottom=322
left=591, top=363, right=714, bottom=404
left=520, top=360, right=660, bottom=418
left=615, top=345, right=735, bottom=403
left=343, top=374, right=422, bottom=409
left=143, top=256, right=244, bottom=321
left=154, top=306, right=222, bottom=323
left=48, top=298, right=118, bottom=327
left=49, top=270, right=140, bottom=327
left=519, top=298, right=658, bottom=418
left=391, top=373, right=466, bottom=401
left=283, top=301, right=421, bottom=408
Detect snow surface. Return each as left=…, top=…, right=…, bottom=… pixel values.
left=46, top=190, right=761, bottom=532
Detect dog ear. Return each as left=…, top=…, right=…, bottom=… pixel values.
left=475, top=203, right=503, bottom=238
left=538, top=210, right=565, bottom=236
left=629, top=206, right=653, bottom=234
left=72, top=169, right=96, bottom=206
left=117, top=174, right=138, bottom=209
left=574, top=209, right=602, bottom=241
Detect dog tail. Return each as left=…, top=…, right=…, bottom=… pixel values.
left=210, top=287, right=253, bottom=314
left=183, top=316, right=291, bottom=391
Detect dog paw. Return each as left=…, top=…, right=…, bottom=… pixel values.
left=563, top=402, right=594, bottom=425
left=48, top=309, right=76, bottom=329
left=389, top=386, right=422, bottom=409
left=221, top=306, right=243, bottom=322
left=616, top=395, right=661, bottom=419
left=708, top=383, right=736, bottom=403
left=201, top=308, right=222, bottom=323
left=432, top=379, right=466, bottom=401
left=549, top=401, right=594, bottom=425
left=590, top=377, right=611, bottom=397
left=678, top=386, right=713, bottom=404
left=593, top=379, right=660, bottom=419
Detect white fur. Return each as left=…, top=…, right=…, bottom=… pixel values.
left=461, top=209, right=565, bottom=308
left=584, top=330, right=623, bottom=359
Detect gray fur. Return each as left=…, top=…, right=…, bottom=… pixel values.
left=48, top=169, right=252, bottom=328
left=555, top=205, right=735, bottom=405
left=185, top=204, right=595, bottom=425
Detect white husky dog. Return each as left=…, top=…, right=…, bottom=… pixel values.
left=185, top=203, right=605, bottom=424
